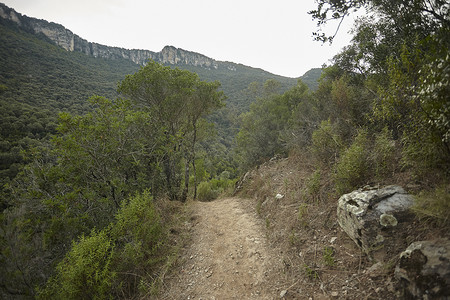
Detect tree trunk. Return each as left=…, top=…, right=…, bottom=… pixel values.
left=192, top=122, right=198, bottom=199
left=193, top=157, right=197, bottom=199
left=181, top=154, right=190, bottom=203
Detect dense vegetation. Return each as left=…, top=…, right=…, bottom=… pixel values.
left=0, top=12, right=314, bottom=201
left=0, top=16, right=141, bottom=199
left=236, top=0, right=449, bottom=222
left=1, top=62, right=224, bottom=298
left=1, top=0, right=448, bottom=298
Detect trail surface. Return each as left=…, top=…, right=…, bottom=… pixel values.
left=161, top=197, right=282, bottom=299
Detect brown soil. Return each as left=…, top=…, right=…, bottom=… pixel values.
left=160, top=197, right=284, bottom=299
left=160, top=155, right=447, bottom=299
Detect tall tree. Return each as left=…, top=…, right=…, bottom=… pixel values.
left=118, top=61, right=224, bottom=201
left=181, top=80, right=225, bottom=201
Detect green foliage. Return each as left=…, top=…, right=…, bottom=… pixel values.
left=196, top=181, right=219, bottom=202
left=375, top=35, right=450, bottom=178
left=110, top=191, right=164, bottom=297
left=304, top=169, right=322, bottom=202
left=372, top=127, right=397, bottom=179
left=113, top=191, right=163, bottom=256
left=236, top=80, right=310, bottom=169
left=322, top=246, right=336, bottom=267
left=412, top=184, right=450, bottom=227
left=0, top=18, right=141, bottom=199
left=311, top=120, right=342, bottom=166
left=334, top=129, right=370, bottom=195
left=38, top=191, right=166, bottom=299
left=118, top=61, right=225, bottom=201
left=38, top=229, right=115, bottom=300
left=303, top=264, right=319, bottom=280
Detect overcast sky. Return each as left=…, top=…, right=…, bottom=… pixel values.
left=3, top=0, right=358, bottom=78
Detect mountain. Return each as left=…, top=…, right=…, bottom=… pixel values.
left=0, top=2, right=321, bottom=186
left=0, top=3, right=307, bottom=98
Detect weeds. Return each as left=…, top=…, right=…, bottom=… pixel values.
left=322, top=246, right=335, bottom=267
left=265, top=217, right=271, bottom=229
left=412, top=184, right=450, bottom=227
left=256, top=199, right=263, bottom=215
left=297, top=203, right=308, bottom=227
left=304, top=169, right=321, bottom=202
left=303, top=264, right=319, bottom=280
left=289, top=230, right=299, bottom=246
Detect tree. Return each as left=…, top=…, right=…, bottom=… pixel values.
left=1, top=97, right=158, bottom=296
left=118, top=61, right=197, bottom=200
left=181, top=80, right=225, bottom=201
left=118, top=61, right=224, bottom=201
left=236, top=80, right=309, bottom=169
left=309, top=0, right=449, bottom=44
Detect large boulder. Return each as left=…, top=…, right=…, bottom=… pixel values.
left=337, top=185, right=414, bottom=260
left=395, top=239, right=450, bottom=299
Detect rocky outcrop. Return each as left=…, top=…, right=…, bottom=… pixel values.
left=0, top=3, right=226, bottom=70
left=395, top=239, right=450, bottom=299
left=337, top=185, right=414, bottom=260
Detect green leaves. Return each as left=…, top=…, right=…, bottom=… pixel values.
left=118, top=60, right=225, bottom=200
left=236, top=80, right=310, bottom=169
left=38, top=191, right=165, bottom=299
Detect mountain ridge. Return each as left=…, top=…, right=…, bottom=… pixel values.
left=0, top=2, right=290, bottom=77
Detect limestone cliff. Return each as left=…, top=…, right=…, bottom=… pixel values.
left=0, top=3, right=227, bottom=70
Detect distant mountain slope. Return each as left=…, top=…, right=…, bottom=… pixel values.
left=0, top=2, right=321, bottom=187
left=0, top=3, right=320, bottom=113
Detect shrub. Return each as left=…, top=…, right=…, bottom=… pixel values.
left=311, top=120, right=342, bottom=166
left=111, top=191, right=164, bottom=296
left=412, top=184, right=450, bottom=227
left=38, top=229, right=115, bottom=300
left=322, top=246, right=336, bottom=266
left=372, top=127, right=397, bottom=179
left=39, top=191, right=166, bottom=299
left=304, top=169, right=321, bottom=202
left=401, top=125, right=449, bottom=178
left=334, top=129, right=370, bottom=194
left=197, top=181, right=219, bottom=201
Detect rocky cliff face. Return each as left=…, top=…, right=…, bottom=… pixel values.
left=0, top=3, right=226, bottom=70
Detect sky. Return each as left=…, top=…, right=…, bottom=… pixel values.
left=3, top=0, right=359, bottom=78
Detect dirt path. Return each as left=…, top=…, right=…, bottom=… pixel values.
left=161, top=197, right=283, bottom=299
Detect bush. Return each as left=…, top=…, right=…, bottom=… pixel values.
left=412, top=184, right=450, bottom=227
left=401, top=125, right=449, bottom=178
left=372, top=127, right=397, bottom=179
left=304, top=169, right=322, bottom=202
left=197, top=181, right=219, bottom=201
left=334, top=129, right=370, bottom=194
left=311, top=120, right=342, bottom=166
left=111, top=191, right=164, bottom=296
left=38, top=229, right=115, bottom=300
left=38, top=191, right=166, bottom=299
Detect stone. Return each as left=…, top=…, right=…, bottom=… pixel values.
left=337, top=185, right=414, bottom=259
left=395, top=239, right=450, bottom=299
left=280, top=290, right=287, bottom=298
left=366, top=262, right=384, bottom=278
left=234, top=170, right=254, bottom=194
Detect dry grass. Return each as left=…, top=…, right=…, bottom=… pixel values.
left=235, top=153, right=449, bottom=299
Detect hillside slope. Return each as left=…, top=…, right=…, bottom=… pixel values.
left=0, top=2, right=321, bottom=188
left=232, top=155, right=448, bottom=299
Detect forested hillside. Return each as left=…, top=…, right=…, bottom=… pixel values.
left=235, top=0, right=449, bottom=217
left=2, top=0, right=447, bottom=298
left=0, top=4, right=321, bottom=298
left=0, top=6, right=318, bottom=195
